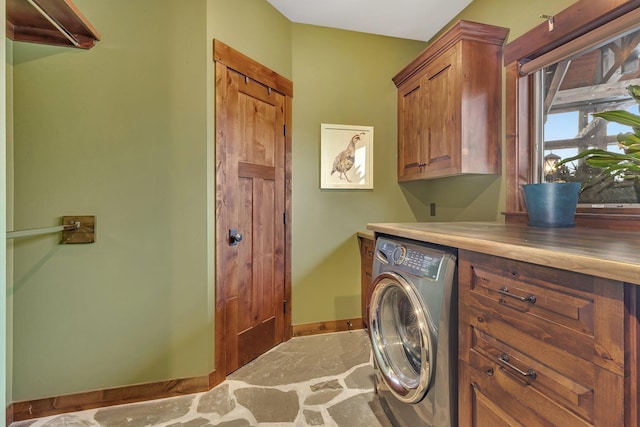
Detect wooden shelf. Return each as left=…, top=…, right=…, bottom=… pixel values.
left=7, top=0, right=100, bottom=49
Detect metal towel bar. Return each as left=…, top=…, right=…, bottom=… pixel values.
left=6, top=222, right=79, bottom=240
left=6, top=215, right=96, bottom=243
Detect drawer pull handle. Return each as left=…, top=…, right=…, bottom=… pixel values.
left=498, top=353, right=537, bottom=380
left=498, top=286, right=536, bottom=304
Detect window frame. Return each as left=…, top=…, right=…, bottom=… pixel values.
left=504, top=0, right=640, bottom=230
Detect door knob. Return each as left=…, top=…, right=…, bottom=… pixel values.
left=229, top=228, right=243, bottom=246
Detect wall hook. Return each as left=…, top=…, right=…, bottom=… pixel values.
left=539, top=14, right=554, bottom=32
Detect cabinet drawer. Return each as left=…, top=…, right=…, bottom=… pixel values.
left=468, top=328, right=604, bottom=424
left=460, top=250, right=625, bottom=376
left=462, top=356, right=601, bottom=427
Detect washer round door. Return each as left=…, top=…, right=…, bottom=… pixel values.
left=369, top=272, right=435, bottom=404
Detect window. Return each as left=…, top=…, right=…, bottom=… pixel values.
left=504, top=0, right=640, bottom=228
left=538, top=27, right=640, bottom=207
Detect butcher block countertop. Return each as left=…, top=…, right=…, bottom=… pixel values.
left=356, top=230, right=374, bottom=240
left=367, top=222, right=640, bottom=285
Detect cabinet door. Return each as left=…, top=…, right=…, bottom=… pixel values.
left=398, top=77, right=423, bottom=179
left=459, top=361, right=532, bottom=427
left=422, top=47, right=460, bottom=177
left=359, top=237, right=375, bottom=326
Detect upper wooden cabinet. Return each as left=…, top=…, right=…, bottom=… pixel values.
left=393, top=21, right=508, bottom=182
left=7, top=0, right=100, bottom=49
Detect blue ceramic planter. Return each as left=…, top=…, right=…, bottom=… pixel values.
left=522, top=182, right=581, bottom=228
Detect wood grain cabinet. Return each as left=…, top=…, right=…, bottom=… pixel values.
left=458, top=249, right=631, bottom=426
left=358, top=235, right=375, bottom=328
left=392, top=21, right=508, bottom=181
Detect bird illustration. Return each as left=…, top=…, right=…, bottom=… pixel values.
left=331, top=132, right=365, bottom=182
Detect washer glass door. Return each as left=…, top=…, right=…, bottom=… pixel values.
left=369, top=272, right=434, bottom=404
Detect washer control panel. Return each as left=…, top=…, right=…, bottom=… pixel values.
left=377, top=238, right=444, bottom=279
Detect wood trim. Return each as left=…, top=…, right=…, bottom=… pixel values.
left=7, top=372, right=222, bottom=423
left=504, top=61, right=530, bottom=213
left=214, top=57, right=229, bottom=381
left=292, top=318, right=364, bottom=337
left=392, top=20, right=509, bottom=87
left=504, top=0, right=640, bottom=65
left=521, top=6, right=640, bottom=75
left=4, top=316, right=350, bottom=424
left=214, top=47, right=238, bottom=378
left=6, top=404, right=14, bottom=426
left=624, top=283, right=640, bottom=427
left=284, top=93, right=293, bottom=341
left=213, top=39, right=293, bottom=98
left=505, top=210, right=640, bottom=229
left=504, top=0, right=640, bottom=230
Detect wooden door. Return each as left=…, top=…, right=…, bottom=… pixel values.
left=214, top=41, right=293, bottom=376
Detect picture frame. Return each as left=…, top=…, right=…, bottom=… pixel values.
left=320, top=123, right=374, bottom=189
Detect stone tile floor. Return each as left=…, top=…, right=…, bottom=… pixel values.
left=10, top=330, right=392, bottom=427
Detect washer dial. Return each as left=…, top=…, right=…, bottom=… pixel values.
left=391, top=246, right=407, bottom=265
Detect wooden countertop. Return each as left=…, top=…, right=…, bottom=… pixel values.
left=357, top=230, right=374, bottom=240
left=367, top=222, right=640, bottom=285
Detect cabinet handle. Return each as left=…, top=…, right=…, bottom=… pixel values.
left=498, top=353, right=537, bottom=380
left=498, top=286, right=536, bottom=304
left=406, top=162, right=427, bottom=170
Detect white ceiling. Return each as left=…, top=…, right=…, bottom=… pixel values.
left=265, top=0, right=474, bottom=42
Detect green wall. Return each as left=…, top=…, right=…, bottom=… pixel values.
left=6, top=0, right=581, bottom=405
left=290, top=25, right=423, bottom=323
left=208, top=0, right=292, bottom=79
left=6, top=35, right=12, bottom=409
left=8, top=0, right=295, bottom=403
left=453, top=0, right=578, bottom=40
left=288, top=0, right=579, bottom=325
left=1, top=0, right=7, bottom=415
left=11, top=0, right=212, bottom=401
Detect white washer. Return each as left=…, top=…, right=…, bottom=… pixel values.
left=369, top=235, right=457, bottom=427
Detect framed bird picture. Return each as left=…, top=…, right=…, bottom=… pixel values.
left=320, top=123, right=374, bottom=189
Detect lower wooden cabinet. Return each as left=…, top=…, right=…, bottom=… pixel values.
left=458, top=249, right=632, bottom=426
left=358, top=235, right=374, bottom=327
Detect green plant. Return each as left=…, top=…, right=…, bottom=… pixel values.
left=557, top=85, right=640, bottom=186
